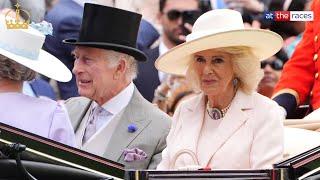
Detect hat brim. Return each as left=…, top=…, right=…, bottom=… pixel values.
left=0, top=48, right=72, bottom=82
left=63, top=39, right=147, bottom=62
left=155, top=29, right=283, bottom=76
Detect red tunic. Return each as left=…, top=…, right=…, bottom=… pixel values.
left=274, top=0, right=320, bottom=109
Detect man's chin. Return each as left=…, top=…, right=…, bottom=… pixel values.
left=78, top=90, right=92, bottom=98
left=168, top=36, right=184, bottom=45
left=258, top=83, right=275, bottom=91
left=173, top=38, right=184, bottom=45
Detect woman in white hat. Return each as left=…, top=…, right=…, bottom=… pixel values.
left=156, top=9, right=284, bottom=170
left=0, top=15, right=75, bottom=146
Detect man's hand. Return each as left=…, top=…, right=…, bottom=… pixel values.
left=244, top=20, right=261, bottom=29
left=179, top=23, right=193, bottom=42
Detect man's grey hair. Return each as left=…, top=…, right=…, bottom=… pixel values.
left=104, top=50, right=138, bottom=81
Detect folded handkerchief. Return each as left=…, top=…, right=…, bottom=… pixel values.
left=123, top=148, right=147, bottom=162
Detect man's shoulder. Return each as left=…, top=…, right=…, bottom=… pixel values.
left=131, top=91, right=171, bottom=128
left=65, top=96, right=91, bottom=110
left=45, top=0, right=82, bottom=24
left=146, top=103, right=171, bottom=124
left=65, top=97, right=92, bottom=130
left=144, top=46, right=160, bottom=60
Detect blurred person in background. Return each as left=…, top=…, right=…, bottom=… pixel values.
left=269, top=0, right=312, bottom=57
left=45, top=0, right=59, bottom=13
left=283, top=0, right=312, bottom=57
left=153, top=75, right=195, bottom=115
left=257, top=49, right=288, bottom=98
left=211, top=0, right=270, bottom=24
left=134, top=0, right=202, bottom=102
left=0, top=0, right=46, bottom=22
left=273, top=0, right=319, bottom=119
left=23, top=76, right=57, bottom=100
left=131, top=0, right=161, bottom=51
left=43, top=0, right=84, bottom=99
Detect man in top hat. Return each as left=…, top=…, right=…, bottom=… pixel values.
left=64, top=3, right=171, bottom=169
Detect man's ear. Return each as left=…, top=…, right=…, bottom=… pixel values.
left=113, top=59, right=126, bottom=80
left=157, top=11, right=164, bottom=24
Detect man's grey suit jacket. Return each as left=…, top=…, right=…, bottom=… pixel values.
left=65, top=87, right=171, bottom=169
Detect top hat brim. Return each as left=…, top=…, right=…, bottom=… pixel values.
left=63, top=39, right=147, bottom=62
left=155, top=29, right=283, bottom=76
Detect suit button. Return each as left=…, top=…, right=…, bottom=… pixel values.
left=316, top=73, right=319, bottom=79
left=315, top=35, right=318, bottom=42
left=314, top=54, right=318, bottom=61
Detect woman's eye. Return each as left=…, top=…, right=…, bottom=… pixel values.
left=195, top=56, right=205, bottom=63
left=212, top=57, right=224, bottom=64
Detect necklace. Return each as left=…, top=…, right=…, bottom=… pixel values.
left=206, top=102, right=232, bottom=120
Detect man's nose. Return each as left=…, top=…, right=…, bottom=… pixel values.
left=73, top=59, right=82, bottom=74
left=177, top=16, right=183, bottom=25
left=264, top=64, right=273, bottom=73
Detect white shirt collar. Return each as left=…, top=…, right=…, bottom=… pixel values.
left=159, top=41, right=169, bottom=56
left=94, top=82, right=134, bottom=115
left=72, top=0, right=91, bottom=7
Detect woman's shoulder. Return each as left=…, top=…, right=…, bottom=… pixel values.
left=18, top=94, right=61, bottom=111
left=251, top=92, right=280, bottom=109
left=250, top=92, right=285, bottom=120
left=176, top=92, right=203, bottom=108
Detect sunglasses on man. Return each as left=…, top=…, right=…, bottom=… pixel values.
left=165, top=9, right=201, bottom=24
left=260, top=59, right=284, bottom=70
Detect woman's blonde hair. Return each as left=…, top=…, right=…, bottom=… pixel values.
left=186, top=46, right=263, bottom=95
left=0, top=54, right=36, bottom=81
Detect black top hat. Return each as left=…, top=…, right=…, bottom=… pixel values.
left=63, top=3, right=147, bottom=61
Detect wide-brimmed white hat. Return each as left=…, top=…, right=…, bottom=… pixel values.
left=0, top=15, right=71, bottom=82
left=155, top=9, right=283, bottom=76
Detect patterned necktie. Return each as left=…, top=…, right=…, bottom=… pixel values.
left=82, top=107, right=98, bottom=144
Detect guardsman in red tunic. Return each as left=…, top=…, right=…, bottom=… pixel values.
left=273, top=0, right=320, bottom=118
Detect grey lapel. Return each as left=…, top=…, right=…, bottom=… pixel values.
left=103, top=87, right=152, bottom=161
left=74, top=100, right=93, bottom=131
left=65, top=97, right=92, bottom=131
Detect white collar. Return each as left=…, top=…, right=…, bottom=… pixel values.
left=159, top=41, right=169, bottom=56
left=94, top=82, right=134, bottom=115
left=72, top=0, right=91, bottom=7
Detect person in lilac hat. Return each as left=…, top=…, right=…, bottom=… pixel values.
left=0, top=14, right=75, bottom=146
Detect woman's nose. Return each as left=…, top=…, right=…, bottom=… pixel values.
left=203, top=64, right=213, bottom=74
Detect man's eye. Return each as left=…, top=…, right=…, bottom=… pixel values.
left=84, top=58, right=92, bottom=64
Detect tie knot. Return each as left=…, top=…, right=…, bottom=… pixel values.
left=93, top=106, right=108, bottom=115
